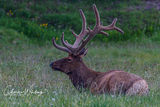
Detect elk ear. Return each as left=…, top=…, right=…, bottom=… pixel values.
left=79, top=48, right=88, bottom=57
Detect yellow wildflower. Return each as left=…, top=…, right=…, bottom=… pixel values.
left=40, top=23, right=48, bottom=27
left=7, top=10, right=13, bottom=16
left=56, top=37, right=58, bottom=40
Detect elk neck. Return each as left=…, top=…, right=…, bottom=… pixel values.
left=68, top=61, right=100, bottom=90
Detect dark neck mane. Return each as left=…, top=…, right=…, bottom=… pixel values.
left=68, top=62, right=99, bottom=91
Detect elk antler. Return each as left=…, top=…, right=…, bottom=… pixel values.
left=76, top=4, right=124, bottom=53
left=60, top=9, right=89, bottom=54
left=52, top=35, right=72, bottom=54
left=52, top=4, right=124, bottom=55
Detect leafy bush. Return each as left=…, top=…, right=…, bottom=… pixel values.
left=0, top=8, right=5, bottom=17
left=14, top=9, right=34, bottom=18
left=40, top=13, right=81, bottom=32
left=0, top=0, right=159, bottom=44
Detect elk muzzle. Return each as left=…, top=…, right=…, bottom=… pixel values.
left=50, top=61, right=62, bottom=71
left=50, top=62, right=54, bottom=68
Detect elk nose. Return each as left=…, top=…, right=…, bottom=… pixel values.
left=50, top=62, right=54, bottom=68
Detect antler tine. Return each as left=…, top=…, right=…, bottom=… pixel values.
left=99, top=31, right=109, bottom=36
left=93, top=4, right=100, bottom=26
left=61, top=32, right=74, bottom=51
left=52, top=37, right=72, bottom=54
left=72, top=9, right=88, bottom=48
left=79, top=9, right=87, bottom=35
left=101, top=18, right=124, bottom=34
left=70, top=29, right=78, bottom=38
left=65, top=40, right=73, bottom=47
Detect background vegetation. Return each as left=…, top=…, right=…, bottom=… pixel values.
left=0, top=0, right=160, bottom=106
left=0, top=0, right=160, bottom=44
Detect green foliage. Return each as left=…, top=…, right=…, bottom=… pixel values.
left=0, top=0, right=159, bottom=44
left=14, top=9, right=34, bottom=18
left=0, top=17, right=60, bottom=44
left=0, top=8, right=5, bottom=17
left=40, top=13, right=81, bottom=31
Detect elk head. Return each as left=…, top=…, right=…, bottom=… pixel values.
left=50, top=53, right=86, bottom=75
left=50, top=4, right=123, bottom=78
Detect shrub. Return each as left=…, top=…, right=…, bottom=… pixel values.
left=0, top=8, right=5, bottom=17
left=0, top=0, right=160, bottom=44
left=39, top=13, right=81, bottom=32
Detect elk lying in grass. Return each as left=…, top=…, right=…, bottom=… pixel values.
left=50, top=5, right=149, bottom=95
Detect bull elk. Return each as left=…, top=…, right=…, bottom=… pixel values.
left=50, top=4, right=149, bottom=95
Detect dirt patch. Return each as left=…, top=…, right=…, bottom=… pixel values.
left=127, top=0, right=160, bottom=11
left=145, top=0, right=160, bottom=10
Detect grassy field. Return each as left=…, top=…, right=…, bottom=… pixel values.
left=0, top=28, right=160, bottom=106
left=0, top=0, right=160, bottom=106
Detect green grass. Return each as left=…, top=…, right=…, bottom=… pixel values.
left=0, top=27, right=160, bottom=106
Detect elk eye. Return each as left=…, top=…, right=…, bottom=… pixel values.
left=67, top=58, right=72, bottom=62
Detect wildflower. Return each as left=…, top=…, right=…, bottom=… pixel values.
left=56, top=37, right=58, bottom=40
left=52, top=98, right=55, bottom=102
left=40, top=23, right=48, bottom=27
left=7, top=10, right=13, bottom=16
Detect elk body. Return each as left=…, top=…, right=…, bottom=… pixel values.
left=50, top=5, right=149, bottom=95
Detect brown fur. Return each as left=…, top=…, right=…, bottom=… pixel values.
left=50, top=54, right=149, bottom=95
